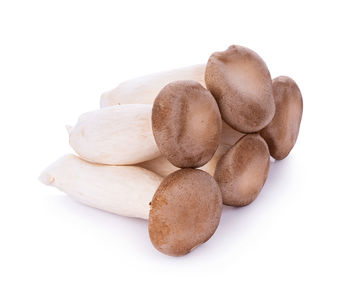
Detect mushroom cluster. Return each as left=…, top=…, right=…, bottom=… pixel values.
left=39, top=44, right=303, bottom=256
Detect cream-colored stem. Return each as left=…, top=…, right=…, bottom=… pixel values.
left=68, top=104, right=160, bottom=165
left=39, top=154, right=163, bottom=219
left=100, top=64, right=206, bottom=107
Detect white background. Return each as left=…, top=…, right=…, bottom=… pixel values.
left=1, top=0, right=349, bottom=284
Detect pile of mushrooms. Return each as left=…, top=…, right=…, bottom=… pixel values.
left=39, top=44, right=303, bottom=256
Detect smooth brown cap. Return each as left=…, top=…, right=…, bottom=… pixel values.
left=205, top=45, right=275, bottom=133
left=148, top=169, right=222, bottom=256
left=214, top=134, right=270, bottom=206
left=260, top=76, right=303, bottom=160
left=152, top=80, right=222, bottom=168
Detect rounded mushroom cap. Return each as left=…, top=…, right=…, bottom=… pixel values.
left=214, top=134, right=270, bottom=206
left=205, top=45, right=275, bottom=133
left=148, top=169, right=222, bottom=256
left=152, top=80, right=222, bottom=168
left=260, top=76, right=303, bottom=160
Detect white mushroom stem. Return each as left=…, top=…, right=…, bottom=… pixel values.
left=68, top=104, right=160, bottom=165
left=100, top=64, right=206, bottom=107
left=39, top=154, right=163, bottom=219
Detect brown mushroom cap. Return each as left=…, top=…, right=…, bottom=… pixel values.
left=148, top=169, right=222, bottom=256
left=214, top=134, right=270, bottom=206
left=260, top=76, right=303, bottom=160
left=152, top=80, right=222, bottom=168
left=205, top=45, right=275, bottom=133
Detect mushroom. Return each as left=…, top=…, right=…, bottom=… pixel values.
left=260, top=76, right=303, bottom=160
left=138, top=122, right=244, bottom=176
left=214, top=134, right=270, bottom=206
left=100, top=65, right=243, bottom=148
left=69, top=101, right=240, bottom=167
left=149, top=169, right=222, bottom=256
left=39, top=154, right=163, bottom=219
left=152, top=80, right=222, bottom=168
left=68, top=104, right=160, bottom=165
left=40, top=156, right=222, bottom=256
left=205, top=45, right=275, bottom=133
left=100, top=64, right=206, bottom=107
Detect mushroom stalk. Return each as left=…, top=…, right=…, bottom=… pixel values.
left=100, top=64, right=206, bottom=107
left=68, top=104, right=160, bottom=165
left=39, top=154, right=163, bottom=219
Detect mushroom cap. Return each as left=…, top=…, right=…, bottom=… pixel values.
left=148, top=169, right=222, bottom=256
left=205, top=45, right=275, bottom=133
left=214, top=134, right=270, bottom=206
left=260, top=76, right=303, bottom=160
left=152, top=80, right=222, bottom=168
